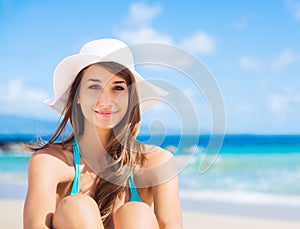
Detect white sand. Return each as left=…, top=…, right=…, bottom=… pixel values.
left=1, top=200, right=300, bottom=228
left=183, top=211, right=300, bottom=229
left=0, top=200, right=23, bottom=228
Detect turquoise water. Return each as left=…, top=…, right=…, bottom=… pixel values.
left=0, top=153, right=29, bottom=186
left=1, top=135, right=300, bottom=206
left=179, top=152, right=300, bottom=206
left=176, top=135, right=300, bottom=206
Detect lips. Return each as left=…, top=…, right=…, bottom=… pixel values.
left=95, top=110, right=116, bottom=117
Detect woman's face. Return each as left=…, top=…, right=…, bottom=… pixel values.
left=77, top=64, right=129, bottom=130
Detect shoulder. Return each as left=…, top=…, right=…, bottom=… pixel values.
left=24, top=144, right=75, bottom=227
left=28, top=144, right=74, bottom=182
left=30, top=144, right=72, bottom=166
left=142, top=144, right=174, bottom=167
left=140, top=145, right=177, bottom=186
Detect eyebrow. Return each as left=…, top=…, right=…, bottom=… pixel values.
left=87, top=78, right=126, bottom=84
left=113, top=80, right=126, bottom=84
left=88, top=79, right=101, bottom=82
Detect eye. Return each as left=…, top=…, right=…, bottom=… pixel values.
left=88, top=85, right=101, bottom=90
left=114, top=85, right=125, bottom=91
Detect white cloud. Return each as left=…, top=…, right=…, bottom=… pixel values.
left=269, top=89, right=300, bottom=117
left=118, top=2, right=216, bottom=58
left=296, top=8, right=300, bottom=19
left=286, top=0, right=300, bottom=20
left=141, top=87, right=208, bottom=134
left=240, top=49, right=299, bottom=72
left=0, top=79, right=46, bottom=102
left=116, top=2, right=172, bottom=44
left=239, top=56, right=261, bottom=71
left=180, top=31, right=216, bottom=55
left=270, top=94, right=289, bottom=113
left=231, top=18, right=247, bottom=30
left=271, top=49, right=297, bottom=71
left=0, top=78, right=51, bottom=117
left=118, top=27, right=173, bottom=44
left=125, top=2, right=162, bottom=27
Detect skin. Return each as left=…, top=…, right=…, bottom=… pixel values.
left=23, top=65, right=182, bottom=229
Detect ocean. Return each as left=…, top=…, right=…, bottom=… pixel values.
left=1, top=134, right=300, bottom=213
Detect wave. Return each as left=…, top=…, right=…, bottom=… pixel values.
left=175, top=152, right=300, bottom=173
left=179, top=189, right=300, bottom=207
left=0, top=171, right=27, bottom=185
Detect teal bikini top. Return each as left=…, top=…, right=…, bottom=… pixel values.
left=70, top=139, right=143, bottom=202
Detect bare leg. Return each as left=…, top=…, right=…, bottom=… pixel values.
left=113, top=202, right=159, bottom=229
left=52, top=194, right=104, bottom=229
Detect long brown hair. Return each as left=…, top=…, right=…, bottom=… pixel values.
left=91, top=62, right=145, bottom=228
left=34, top=62, right=145, bottom=228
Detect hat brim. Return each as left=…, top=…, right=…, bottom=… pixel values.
left=44, top=54, right=168, bottom=114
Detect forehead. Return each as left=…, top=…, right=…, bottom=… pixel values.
left=81, top=64, right=125, bottom=83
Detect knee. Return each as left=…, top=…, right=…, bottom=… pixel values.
left=59, top=194, right=98, bottom=210
left=53, top=194, right=103, bottom=229
left=114, top=202, right=158, bottom=229
left=56, top=194, right=100, bottom=217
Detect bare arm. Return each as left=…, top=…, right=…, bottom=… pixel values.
left=144, top=148, right=183, bottom=229
left=23, top=150, right=66, bottom=229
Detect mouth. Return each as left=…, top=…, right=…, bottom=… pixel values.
left=95, top=110, right=117, bottom=117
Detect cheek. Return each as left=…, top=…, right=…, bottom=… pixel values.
left=79, top=90, right=98, bottom=106
left=117, top=92, right=129, bottom=109
left=78, top=92, right=97, bottom=119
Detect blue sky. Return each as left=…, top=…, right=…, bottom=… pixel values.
left=1, top=0, right=300, bottom=134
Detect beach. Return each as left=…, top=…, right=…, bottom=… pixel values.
left=182, top=210, right=300, bottom=229
left=1, top=199, right=300, bottom=228
left=1, top=134, right=300, bottom=228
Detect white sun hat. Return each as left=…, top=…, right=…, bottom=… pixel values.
left=44, top=38, right=168, bottom=114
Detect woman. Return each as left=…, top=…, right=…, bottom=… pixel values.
left=23, top=38, right=182, bottom=229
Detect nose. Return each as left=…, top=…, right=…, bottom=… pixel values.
left=97, top=88, right=113, bottom=107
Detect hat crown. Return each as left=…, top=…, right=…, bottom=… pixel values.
left=79, top=38, right=135, bottom=69
left=45, top=38, right=168, bottom=114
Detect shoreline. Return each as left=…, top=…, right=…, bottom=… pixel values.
left=1, top=199, right=300, bottom=229
left=181, top=199, right=300, bottom=222
left=182, top=210, right=300, bottom=229
left=1, top=185, right=300, bottom=222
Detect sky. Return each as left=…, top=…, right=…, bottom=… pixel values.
left=0, top=0, right=300, bottom=134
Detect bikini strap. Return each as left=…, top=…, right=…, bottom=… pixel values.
left=70, top=138, right=81, bottom=195
left=128, top=172, right=143, bottom=202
